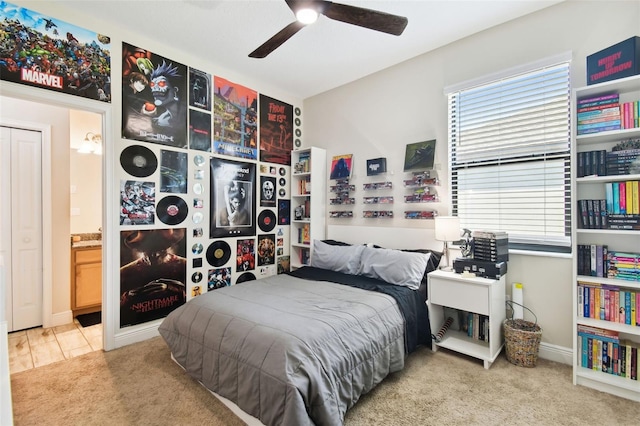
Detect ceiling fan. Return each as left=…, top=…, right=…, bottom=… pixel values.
left=249, top=0, right=408, bottom=58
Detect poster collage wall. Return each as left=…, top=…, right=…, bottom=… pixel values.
left=0, top=3, right=298, bottom=329
left=119, top=43, right=297, bottom=328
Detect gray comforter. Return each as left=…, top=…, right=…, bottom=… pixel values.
left=158, top=272, right=406, bottom=426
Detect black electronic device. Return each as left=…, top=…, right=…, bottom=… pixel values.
left=453, top=258, right=507, bottom=279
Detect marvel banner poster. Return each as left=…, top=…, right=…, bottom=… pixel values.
left=0, top=2, right=111, bottom=101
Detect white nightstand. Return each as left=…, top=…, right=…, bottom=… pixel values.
left=427, top=270, right=506, bottom=369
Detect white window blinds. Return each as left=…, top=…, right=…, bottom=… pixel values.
left=447, top=61, right=571, bottom=251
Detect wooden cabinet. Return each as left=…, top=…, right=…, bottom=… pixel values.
left=71, top=246, right=102, bottom=316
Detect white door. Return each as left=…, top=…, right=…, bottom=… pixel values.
left=0, top=126, right=43, bottom=332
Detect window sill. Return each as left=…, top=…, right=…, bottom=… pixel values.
left=509, top=249, right=572, bottom=259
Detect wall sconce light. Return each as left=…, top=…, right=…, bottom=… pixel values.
left=77, top=132, right=102, bottom=155
left=434, top=215, right=461, bottom=271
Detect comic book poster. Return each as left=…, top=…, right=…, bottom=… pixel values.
left=257, top=234, right=275, bottom=266
left=119, top=229, right=187, bottom=328
left=259, top=94, right=293, bottom=165
left=236, top=238, right=255, bottom=272
left=188, top=67, right=211, bottom=111
left=189, top=109, right=211, bottom=152
left=330, top=154, right=353, bottom=180
left=122, top=42, right=187, bottom=148
left=208, top=267, right=231, bottom=291
left=120, top=180, right=155, bottom=225
left=0, top=2, right=111, bottom=101
left=260, top=176, right=276, bottom=207
left=210, top=157, right=256, bottom=238
left=213, top=76, right=258, bottom=160
left=160, top=149, right=187, bottom=193
left=403, top=140, right=436, bottom=172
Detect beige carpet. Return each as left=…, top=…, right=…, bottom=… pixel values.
left=10, top=337, right=638, bottom=426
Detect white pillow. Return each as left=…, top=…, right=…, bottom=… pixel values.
left=359, top=246, right=430, bottom=290
left=310, top=240, right=364, bottom=275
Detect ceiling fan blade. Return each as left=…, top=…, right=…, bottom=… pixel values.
left=249, top=21, right=305, bottom=58
left=322, top=1, right=408, bottom=36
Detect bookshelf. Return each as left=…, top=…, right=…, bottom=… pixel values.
left=427, top=270, right=505, bottom=369
left=572, top=75, right=640, bottom=402
left=291, top=147, right=326, bottom=269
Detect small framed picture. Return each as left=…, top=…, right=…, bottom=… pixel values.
left=366, top=157, right=387, bottom=176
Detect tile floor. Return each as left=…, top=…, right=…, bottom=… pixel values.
left=7, top=318, right=102, bottom=374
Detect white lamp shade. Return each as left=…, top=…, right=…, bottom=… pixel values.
left=434, top=216, right=460, bottom=242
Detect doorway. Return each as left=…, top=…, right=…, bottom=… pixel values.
left=0, top=127, right=43, bottom=332
left=0, top=88, right=113, bottom=351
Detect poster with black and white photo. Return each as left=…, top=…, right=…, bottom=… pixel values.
left=210, top=158, right=256, bottom=238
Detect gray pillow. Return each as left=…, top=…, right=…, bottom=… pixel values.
left=311, top=239, right=364, bottom=275
left=359, top=246, right=431, bottom=290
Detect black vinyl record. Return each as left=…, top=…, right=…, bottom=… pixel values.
left=120, top=145, right=158, bottom=177
left=206, top=240, right=231, bottom=267
left=258, top=209, right=276, bottom=232
left=157, top=195, right=188, bottom=225
left=236, top=272, right=256, bottom=283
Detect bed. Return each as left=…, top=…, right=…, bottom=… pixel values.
left=159, top=233, right=442, bottom=425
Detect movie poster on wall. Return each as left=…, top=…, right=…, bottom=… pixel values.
left=188, top=67, right=211, bottom=111
left=210, top=157, right=256, bottom=238
left=122, top=42, right=188, bottom=148
left=119, top=229, right=187, bottom=328
left=0, top=2, right=111, bottom=102
left=213, top=76, right=258, bottom=160
left=259, top=94, right=293, bottom=165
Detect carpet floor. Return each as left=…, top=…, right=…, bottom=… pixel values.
left=10, top=337, right=639, bottom=425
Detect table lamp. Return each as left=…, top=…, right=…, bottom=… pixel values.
left=434, top=216, right=460, bottom=270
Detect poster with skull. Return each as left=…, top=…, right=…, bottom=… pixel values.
left=260, top=176, right=276, bottom=207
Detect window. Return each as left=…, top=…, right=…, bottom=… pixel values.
left=446, top=59, right=571, bottom=252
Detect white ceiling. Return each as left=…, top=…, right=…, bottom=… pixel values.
left=57, top=0, right=565, bottom=99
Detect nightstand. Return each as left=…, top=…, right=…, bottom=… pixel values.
left=427, top=269, right=506, bottom=369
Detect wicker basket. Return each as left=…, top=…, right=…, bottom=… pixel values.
left=504, top=319, right=542, bottom=368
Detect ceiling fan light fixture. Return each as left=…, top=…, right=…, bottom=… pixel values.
left=296, top=8, right=318, bottom=24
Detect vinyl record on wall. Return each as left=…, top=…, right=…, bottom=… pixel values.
left=258, top=209, right=276, bottom=232
left=156, top=195, right=188, bottom=225
left=236, top=272, right=256, bottom=283
left=206, top=240, right=231, bottom=267
left=120, top=145, right=158, bottom=177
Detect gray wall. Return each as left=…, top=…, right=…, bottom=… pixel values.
left=303, top=0, right=640, bottom=359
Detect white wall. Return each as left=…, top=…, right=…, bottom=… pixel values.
left=303, top=0, right=640, bottom=357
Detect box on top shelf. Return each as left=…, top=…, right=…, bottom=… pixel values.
left=587, top=36, right=640, bottom=85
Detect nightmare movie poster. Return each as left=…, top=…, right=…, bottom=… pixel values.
left=122, top=42, right=187, bottom=148
left=0, top=2, right=111, bottom=102
left=210, top=157, right=256, bottom=238
left=119, top=229, right=187, bottom=328
left=259, top=94, right=293, bottom=165
left=213, top=76, right=258, bottom=160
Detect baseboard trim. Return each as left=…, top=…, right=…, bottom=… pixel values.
left=538, top=341, right=572, bottom=365
left=113, top=323, right=160, bottom=349
left=51, top=310, right=73, bottom=328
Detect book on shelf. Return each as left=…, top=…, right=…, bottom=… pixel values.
left=577, top=325, right=639, bottom=380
